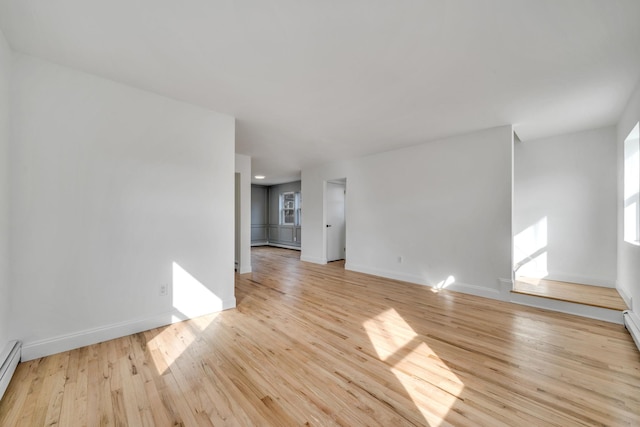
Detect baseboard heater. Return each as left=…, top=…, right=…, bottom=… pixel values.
left=623, top=311, right=640, bottom=352
left=0, top=341, right=21, bottom=401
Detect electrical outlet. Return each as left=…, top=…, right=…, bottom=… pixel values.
left=159, top=284, right=168, bottom=296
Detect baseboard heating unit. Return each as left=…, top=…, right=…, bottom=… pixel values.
left=623, top=310, right=640, bottom=352
left=0, top=340, right=21, bottom=400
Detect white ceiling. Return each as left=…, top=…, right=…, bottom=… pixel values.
left=1, top=1, right=639, bottom=185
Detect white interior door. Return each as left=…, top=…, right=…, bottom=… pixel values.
left=326, top=181, right=346, bottom=262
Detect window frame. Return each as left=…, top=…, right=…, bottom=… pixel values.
left=624, top=122, right=640, bottom=246
left=280, top=191, right=301, bottom=226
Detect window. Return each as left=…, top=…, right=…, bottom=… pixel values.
left=280, top=192, right=301, bottom=225
left=624, top=122, right=639, bottom=245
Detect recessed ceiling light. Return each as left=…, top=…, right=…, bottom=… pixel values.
left=254, top=175, right=265, bottom=179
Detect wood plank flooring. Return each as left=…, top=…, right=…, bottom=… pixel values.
left=1, top=246, right=639, bottom=426
left=514, top=276, right=628, bottom=311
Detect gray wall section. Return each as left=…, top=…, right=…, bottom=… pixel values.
left=251, top=185, right=269, bottom=244
left=251, top=181, right=301, bottom=248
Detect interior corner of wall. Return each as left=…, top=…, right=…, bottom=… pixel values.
left=618, top=287, right=633, bottom=309
left=498, top=277, right=513, bottom=301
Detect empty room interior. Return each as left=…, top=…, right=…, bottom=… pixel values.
left=1, top=1, right=640, bottom=425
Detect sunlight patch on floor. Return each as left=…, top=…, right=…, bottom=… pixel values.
left=363, top=308, right=463, bottom=426
left=147, top=312, right=217, bottom=375
left=146, top=262, right=223, bottom=375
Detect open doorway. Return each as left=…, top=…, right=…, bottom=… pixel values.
left=326, top=179, right=346, bottom=263
left=235, top=172, right=241, bottom=271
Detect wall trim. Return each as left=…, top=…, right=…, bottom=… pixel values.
left=267, top=243, right=301, bottom=251
left=345, top=262, right=502, bottom=300
left=238, top=265, right=252, bottom=274
left=345, top=263, right=419, bottom=284
left=498, top=277, right=514, bottom=301
left=446, top=282, right=501, bottom=300
left=21, top=297, right=236, bottom=361
left=252, top=242, right=300, bottom=251
left=618, top=287, right=633, bottom=309
left=301, top=255, right=327, bottom=264
left=623, top=310, right=640, bottom=351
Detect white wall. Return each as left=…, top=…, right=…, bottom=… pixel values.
left=618, top=78, right=640, bottom=311
left=514, top=126, right=618, bottom=287
left=235, top=153, right=252, bottom=274
left=0, top=28, right=11, bottom=350
left=301, top=160, right=351, bottom=264
left=302, top=125, right=513, bottom=299
left=11, top=54, right=236, bottom=360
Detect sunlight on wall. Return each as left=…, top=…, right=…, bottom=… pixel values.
left=431, top=275, right=455, bottom=293
left=172, top=262, right=223, bottom=320
left=514, top=216, right=548, bottom=278
left=364, top=308, right=463, bottom=426
left=147, top=262, right=222, bottom=375
left=624, top=123, right=639, bottom=245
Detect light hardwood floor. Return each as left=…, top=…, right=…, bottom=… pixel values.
left=1, top=246, right=639, bottom=426
left=514, top=277, right=628, bottom=311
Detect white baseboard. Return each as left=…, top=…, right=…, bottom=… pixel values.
left=267, top=243, right=301, bottom=251
left=300, top=255, right=327, bottom=264
left=623, top=310, right=640, bottom=351
left=252, top=242, right=301, bottom=251
left=0, top=341, right=21, bottom=400
left=618, top=287, right=633, bottom=309
left=345, top=262, right=423, bottom=285
left=21, top=297, right=236, bottom=361
left=446, top=282, right=501, bottom=300
left=498, top=277, right=514, bottom=301
left=345, top=263, right=501, bottom=300
left=238, top=264, right=252, bottom=274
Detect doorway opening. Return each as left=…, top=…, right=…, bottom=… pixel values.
left=326, top=179, right=346, bottom=263
left=235, top=172, right=241, bottom=271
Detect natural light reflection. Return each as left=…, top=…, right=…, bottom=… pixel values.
left=516, top=251, right=547, bottom=279
left=364, top=309, right=463, bottom=426
left=431, top=275, right=455, bottom=293
left=514, top=216, right=548, bottom=278
left=148, top=310, right=219, bottom=376
left=363, top=308, right=418, bottom=360
left=147, top=262, right=221, bottom=375
left=172, top=262, right=223, bottom=322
